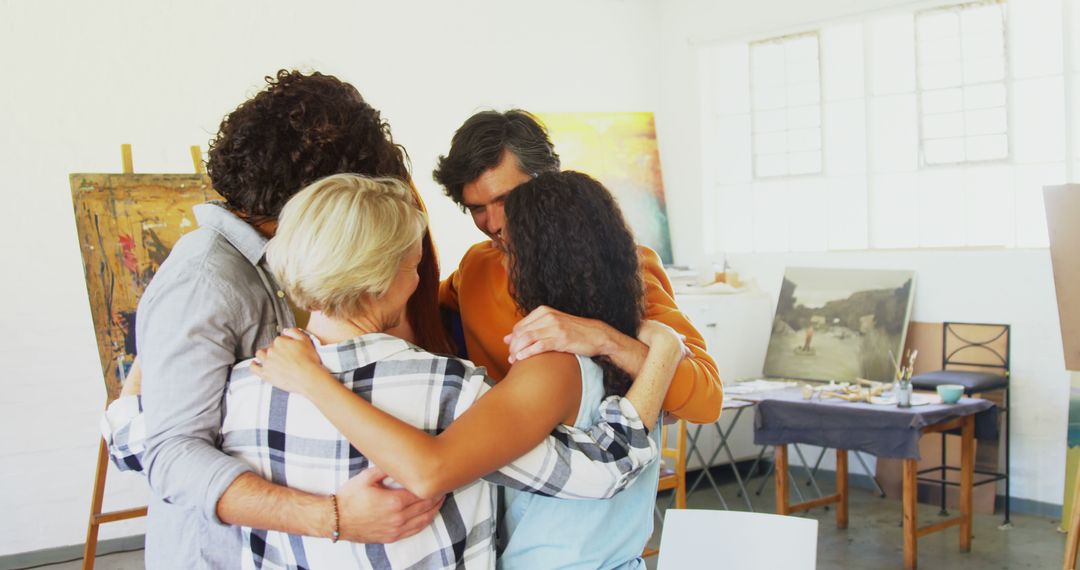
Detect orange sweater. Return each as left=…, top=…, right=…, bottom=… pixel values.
left=440, top=241, right=723, bottom=424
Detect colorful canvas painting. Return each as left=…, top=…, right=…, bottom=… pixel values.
left=763, top=267, right=916, bottom=382
left=71, top=173, right=220, bottom=400
left=536, top=112, right=674, bottom=264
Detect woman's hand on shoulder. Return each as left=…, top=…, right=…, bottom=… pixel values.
left=637, top=320, right=686, bottom=358
left=251, top=328, right=328, bottom=398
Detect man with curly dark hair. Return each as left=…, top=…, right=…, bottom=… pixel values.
left=434, top=110, right=724, bottom=425
left=133, top=70, right=445, bottom=568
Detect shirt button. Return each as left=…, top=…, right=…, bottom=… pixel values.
left=277, top=290, right=285, bottom=298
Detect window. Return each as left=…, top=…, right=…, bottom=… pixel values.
left=750, top=33, right=823, bottom=178
left=700, top=0, right=1074, bottom=252
left=916, top=2, right=1009, bottom=165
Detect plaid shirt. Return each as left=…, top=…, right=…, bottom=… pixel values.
left=104, top=333, right=657, bottom=569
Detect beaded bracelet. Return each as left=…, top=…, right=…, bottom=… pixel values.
left=330, top=494, right=341, bottom=543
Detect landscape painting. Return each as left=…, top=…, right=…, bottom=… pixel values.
left=537, top=112, right=674, bottom=264
left=71, top=173, right=220, bottom=400
left=763, top=267, right=916, bottom=382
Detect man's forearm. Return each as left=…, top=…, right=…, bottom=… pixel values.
left=217, top=472, right=333, bottom=538
left=600, top=326, right=649, bottom=377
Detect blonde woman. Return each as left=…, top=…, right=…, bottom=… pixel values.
left=213, top=174, right=680, bottom=568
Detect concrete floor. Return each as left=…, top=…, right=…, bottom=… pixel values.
left=643, top=467, right=1065, bottom=569
left=39, top=467, right=1067, bottom=570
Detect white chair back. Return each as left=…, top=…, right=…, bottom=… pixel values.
left=657, top=509, right=818, bottom=570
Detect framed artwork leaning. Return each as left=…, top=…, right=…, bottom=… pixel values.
left=763, top=267, right=916, bottom=383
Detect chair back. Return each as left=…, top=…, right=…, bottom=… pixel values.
left=942, top=322, right=1010, bottom=377
left=657, top=509, right=818, bottom=570
left=659, top=419, right=688, bottom=505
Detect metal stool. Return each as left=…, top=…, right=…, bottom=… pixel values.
left=910, top=322, right=1010, bottom=526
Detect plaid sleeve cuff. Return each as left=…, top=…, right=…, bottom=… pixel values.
left=100, top=395, right=147, bottom=473
left=596, top=395, right=659, bottom=469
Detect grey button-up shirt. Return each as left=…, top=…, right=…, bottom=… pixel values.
left=136, top=203, right=294, bottom=569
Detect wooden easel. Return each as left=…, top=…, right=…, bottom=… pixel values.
left=81, top=144, right=206, bottom=569
left=1064, top=465, right=1080, bottom=569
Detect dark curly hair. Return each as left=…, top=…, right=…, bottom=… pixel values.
left=207, top=69, right=451, bottom=355
left=504, top=171, right=644, bottom=398
left=432, top=110, right=560, bottom=210
left=207, top=69, right=409, bottom=218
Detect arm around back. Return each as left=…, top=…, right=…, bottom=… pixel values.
left=137, top=267, right=255, bottom=522
left=638, top=247, right=724, bottom=423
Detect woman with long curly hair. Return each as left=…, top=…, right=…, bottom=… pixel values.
left=256, top=170, right=674, bottom=569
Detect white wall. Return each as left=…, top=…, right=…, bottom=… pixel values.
left=0, top=0, right=661, bottom=556
left=658, top=0, right=1074, bottom=507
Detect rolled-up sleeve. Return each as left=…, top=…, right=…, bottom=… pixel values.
left=101, top=395, right=146, bottom=472
left=483, top=391, right=658, bottom=500
left=137, top=270, right=253, bottom=525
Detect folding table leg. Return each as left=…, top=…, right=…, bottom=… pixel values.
left=793, top=444, right=825, bottom=499
left=705, top=406, right=754, bottom=511
left=745, top=445, right=771, bottom=496
left=852, top=451, right=887, bottom=498
left=685, top=423, right=728, bottom=509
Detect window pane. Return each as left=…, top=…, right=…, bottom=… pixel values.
left=963, top=83, right=1006, bottom=110
left=787, top=81, right=821, bottom=106
left=963, top=56, right=1005, bottom=83
left=788, top=151, right=822, bottom=174
left=752, top=33, right=823, bottom=179
left=754, top=109, right=787, bottom=132
left=923, top=112, right=964, bottom=139
left=755, top=153, right=788, bottom=178
left=963, top=31, right=1004, bottom=60
left=788, top=128, right=821, bottom=152
left=919, top=36, right=962, bottom=64
left=922, top=88, right=963, bottom=114
left=920, top=61, right=963, bottom=89
left=787, top=105, right=821, bottom=129
left=785, top=35, right=819, bottom=65
left=924, top=138, right=966, bottom=164
left=964, top=134, right=1008, bottom=161
left=916, top=1, right=1009, bottom=166
left=917, top=10, right=958, bottom=40
left=755, top=132, right=787, bottom=155
left=964, top=108, right=1007, bottom=136
left=751, top=43, right=786, bottom=86
left=753, top=86, right=786, bottom=110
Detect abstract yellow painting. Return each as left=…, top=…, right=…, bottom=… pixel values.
left=537, top=112, right=674, bottom=264
left=70, top=173, right=221, bottom=399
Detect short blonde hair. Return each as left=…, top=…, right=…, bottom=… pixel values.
left=266, top=174, right=427, bottom=320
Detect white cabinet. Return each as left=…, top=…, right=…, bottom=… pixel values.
left=674, top=290, right=775, bottom=466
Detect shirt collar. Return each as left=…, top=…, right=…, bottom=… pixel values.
left=193, top=202, right=269, bottom=265
left=307, top=331, right=417, bottom=374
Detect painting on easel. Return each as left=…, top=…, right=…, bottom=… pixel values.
left=70, top=173, right=220, bottom=399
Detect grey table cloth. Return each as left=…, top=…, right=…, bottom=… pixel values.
left=746, top=388, right=997, bottom=460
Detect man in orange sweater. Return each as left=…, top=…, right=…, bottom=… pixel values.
left=433, top=110, right=723, bottom=424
